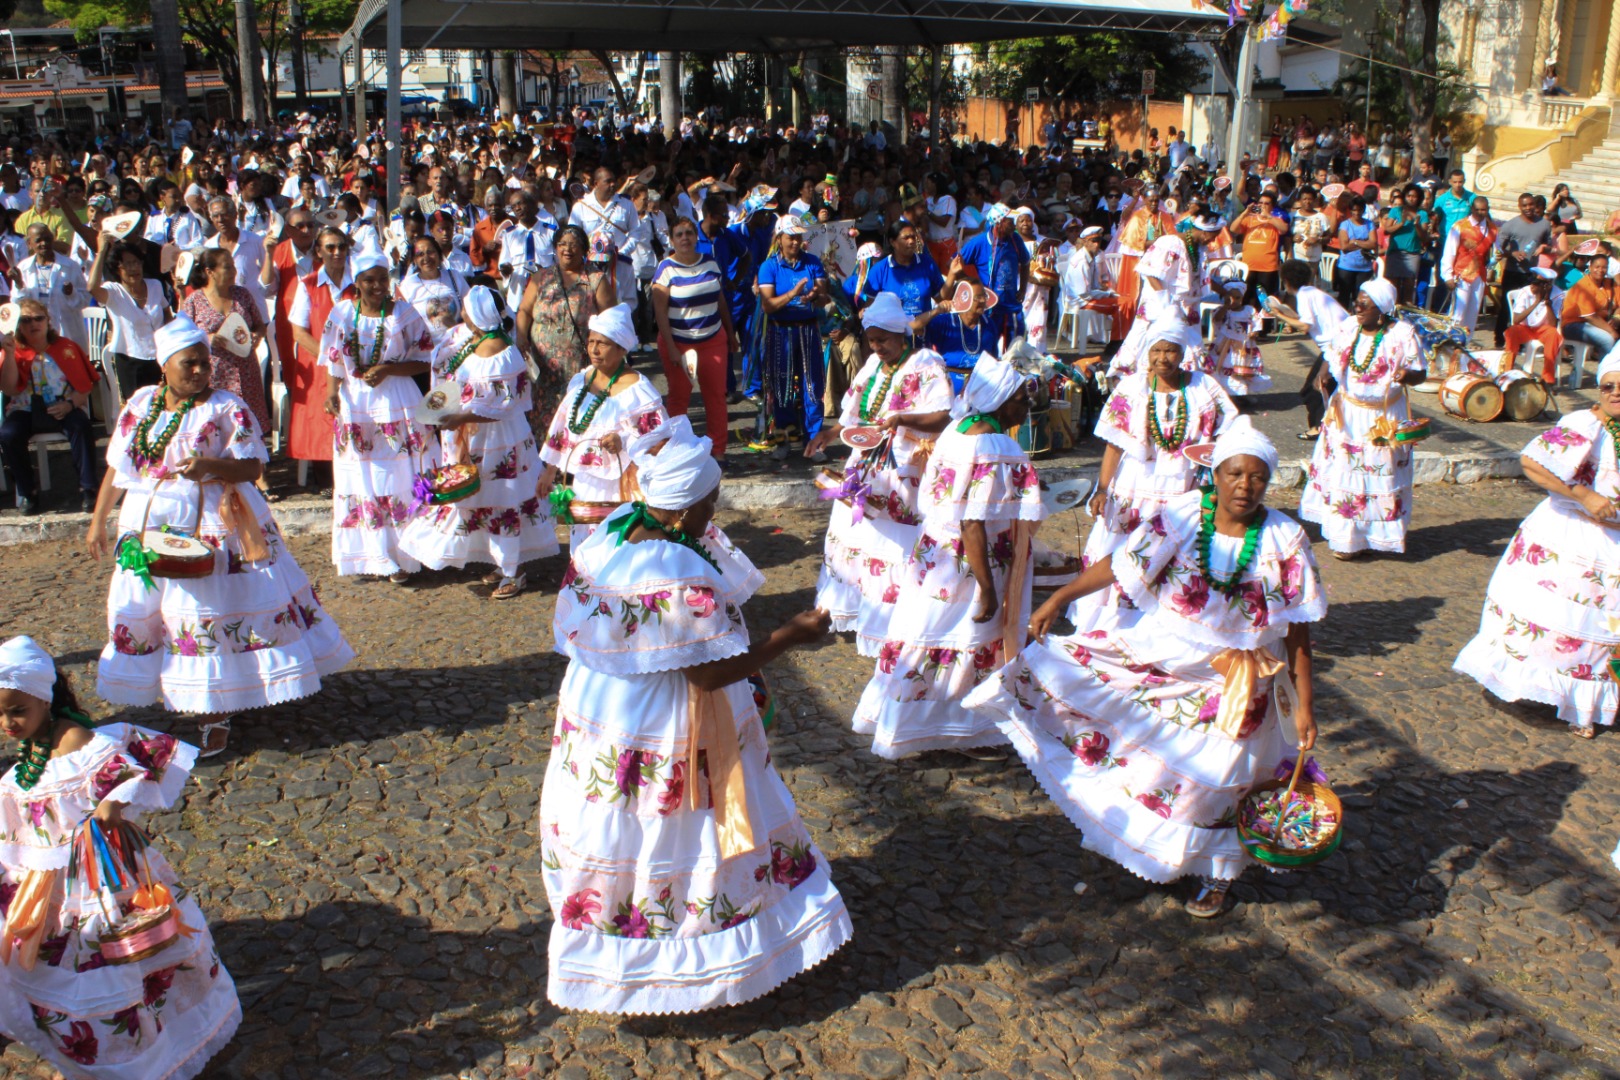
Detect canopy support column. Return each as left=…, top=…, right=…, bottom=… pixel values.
left=928, top=44, right=942, bottom=158
left=387, top=0, right=403, bottom=211
left=1224, top=22, right=1255, bottom=176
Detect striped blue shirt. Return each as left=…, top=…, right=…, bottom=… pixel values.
left=654, top=256, right=725, bottom=342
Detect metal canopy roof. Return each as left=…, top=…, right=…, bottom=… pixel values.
left=341, top=0, right=1227, bottom=54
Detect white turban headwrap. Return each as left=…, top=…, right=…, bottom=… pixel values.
left=1597, top=345, right=1620, bottom=384
left=952, top=352, right=1025, bottom=420
left=587, top=303, right=638, bottom=353
left=0, top=635, right=55, bottom=704
left=351, top=251, right=390, bottom=276
left=1211, top=416, right=1279, bottom=477
left=154, top=315, right=209, bottom=367
left=862, top=291, right=910, bottom=334
left=1142, top=317, right=1189, bottom=355
left=1359, top=278, right=1398, bottom=316
left=634, top=422, right=721, bottom=510
left=463, top=285, right=502, bottom=331
left=629, top=413, right=688, bottom=460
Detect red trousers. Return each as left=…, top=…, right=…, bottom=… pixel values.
left=659, top=331, right=731, bottom=456
left=1503, top=323, right=1562, bottom=381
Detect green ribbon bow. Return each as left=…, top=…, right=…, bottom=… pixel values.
left=548, top=485, right=577, bottom=525
left=115, top=536, right=158, bottom=593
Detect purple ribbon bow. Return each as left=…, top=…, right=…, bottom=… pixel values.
left=1273, top=757, right=1330, bottom=785
left=408, top=472, right=436, bottom=517
left=818, top=469, right=872, bottom=523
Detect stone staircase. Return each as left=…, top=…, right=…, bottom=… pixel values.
left=1548, top=138, right=1620, bottom=228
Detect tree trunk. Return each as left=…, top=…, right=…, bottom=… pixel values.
left=788, top=51, right=811, bottom=126
left=593, top=51, right=630, bottom=114
left=628, top=53, right=647, bottom=114
left=660, top=51, right=680, bottom=136
left=497, top=52, right=519, bottom=117
left=149, top=0, right=189, bottom=120
left=1396, top=0, right=1441, bottom=167
left=234, top=0, right=267, bottom=125
left=881, top=46, right=904, bottom=140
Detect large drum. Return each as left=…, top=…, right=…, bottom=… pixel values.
left=1439, top=372, right=1504, bottom=422
left=1496, top=369, right=1550, bottom=421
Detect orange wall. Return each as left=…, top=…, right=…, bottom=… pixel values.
left=959, top=96, right=1186, bottom=154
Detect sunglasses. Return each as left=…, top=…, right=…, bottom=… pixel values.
left=1600, top=381, right=1620, bottom=396
left=18, top=315, right=48, bottom=324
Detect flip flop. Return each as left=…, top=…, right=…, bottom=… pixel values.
left=197, top=717, right=234, bottom=759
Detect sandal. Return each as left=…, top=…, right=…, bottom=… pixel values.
left=954, top=745, right=1009, bottom=762
left=481, top=570, right=504, bottom=586
left=492, top=573, right=527, bottom=600
left=1297, top=430, right=1319, bottom=440
left=388, top=570, right=412, bottom=585
left=197, top=717, right=235, bottom=759
left=1186, top=882, right=1229, bottom=918
left=1572, top=725, right=1597, bottom=740
left=1331, top=551, right=1359, bottom=562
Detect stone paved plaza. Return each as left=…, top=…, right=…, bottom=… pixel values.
left=3, top=479, right=1620, bottom=1080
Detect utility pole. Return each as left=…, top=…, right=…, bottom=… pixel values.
left=289, top=0, right=309, bottom=111
left=1224, top=5, right=1262, bottom=176
left=234, top=0, right=266, bottom=125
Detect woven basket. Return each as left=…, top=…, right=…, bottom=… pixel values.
left=1237, top=772, right=1343, bottom=868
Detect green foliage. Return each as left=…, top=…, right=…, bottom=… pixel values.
left=968, top=31, right=1209, bottom=102
left=1330, top=12, right=1477, bottom=129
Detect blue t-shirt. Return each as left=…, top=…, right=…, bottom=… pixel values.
left=959, top=231, right=1029, bottom=311
left=1433, top=188, right=1475, bottom=239
left=757, top=253, right=826, bottom=323
left=1338, top=219, right=1375, bottom=273
left=865, top=253, right=946, bottom=319
left=925, top=311, right=996, bottom=378
left=1383, top=208, right=1430, bottom=255
left=696, top=224, right=751, bottom=317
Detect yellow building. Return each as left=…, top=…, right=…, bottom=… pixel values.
left=1458, top=0, right=1620, bottom=223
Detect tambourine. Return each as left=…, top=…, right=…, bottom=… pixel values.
left=840, top=426, right=885, bottom=450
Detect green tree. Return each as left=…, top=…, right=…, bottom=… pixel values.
left=1331, top=0, right=1476, bottom=160
left=968, top=31, right=1209, bottom=104
left=45, top=0, right=352, bottom=118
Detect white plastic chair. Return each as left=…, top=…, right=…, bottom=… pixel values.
left=1519, top=340, right=1545, bottom=379
left=1563, top=341, right=1592, bottom=390
left=1318, top=252, right=1338, bottom=290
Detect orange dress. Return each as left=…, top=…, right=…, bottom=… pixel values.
left=1112, top=208, right=1177, bottom=340
left=288, top=269, right=353, bottom=462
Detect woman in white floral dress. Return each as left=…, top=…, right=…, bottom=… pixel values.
left=399, top=287, right=559, bottom=600
left=967, top=420, right=1325, bottom=918
left=320, top=253, right=438, bottom=581
left=85, top=317, right=354, bottom=757
left=541, top=422, right=850, bottom=1014
left=1299, top=279, right=1427, bottom=558
left=852, top=353, right=1045, bottom=760
left=806, top=293, right=954, bottom=655
left=1078, top=321, right=1235, bottom=629
left=537, top=303, right=667, bottom=550
left=1455, top=354, right=1620, bottom=738
left=0, top=637, right=239, bottom=1080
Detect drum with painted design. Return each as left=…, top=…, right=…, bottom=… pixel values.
left=1439, top=372, right=1503, bottom=422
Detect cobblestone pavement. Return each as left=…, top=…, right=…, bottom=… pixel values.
left=4, top=480, right=1620, bottom=1080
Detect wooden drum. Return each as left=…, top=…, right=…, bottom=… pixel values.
left=1496, top=369, right=1549, bottom=422
left=1439, top=372, right=1503, bottom=423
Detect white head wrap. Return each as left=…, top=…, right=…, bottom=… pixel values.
left=463, top=285, right=502, bottom=331
left=1597, top=346, right=1620, bottom=384
left=862, top=291, right=910, bottom=334
left=1359, top=278, right=1398, bottom=315
left=1142, top=318, right=1189, bottom=355
left=1211, top=416, right=1279, bottom=476
left=629, top=414, right=690, bottom=460
left=634, top=422, right=721, bottom=510
left=153, top=315, right=209, bottom=366
left=0, top=635, right=55, bottom=704
left=352, top=251, right=390, bottom=276
left=952, top=352, right=1025, bottom=420
left=586, top=303, right=638, bottom=352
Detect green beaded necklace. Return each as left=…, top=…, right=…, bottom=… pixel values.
left=1146, top=375, right=1190, bottom=452
left=860, top=351, right=910, bottom=423
left=442, top=330, right=502, bottom=379
left=567, top=359, right=628, bottom=435
left=350, top=300, right=390, bottom=372
left=1344, top=325, right=1387, bottom=376
left=1196, top=485, right=1265, bottom=598
left=956, top=413, right=1004, bottom=434
left=11, top=707, right=93, bottom=792
left=1601, top=413, right=1620, bottom=455
left=131, top=387, right=201, bottom=468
